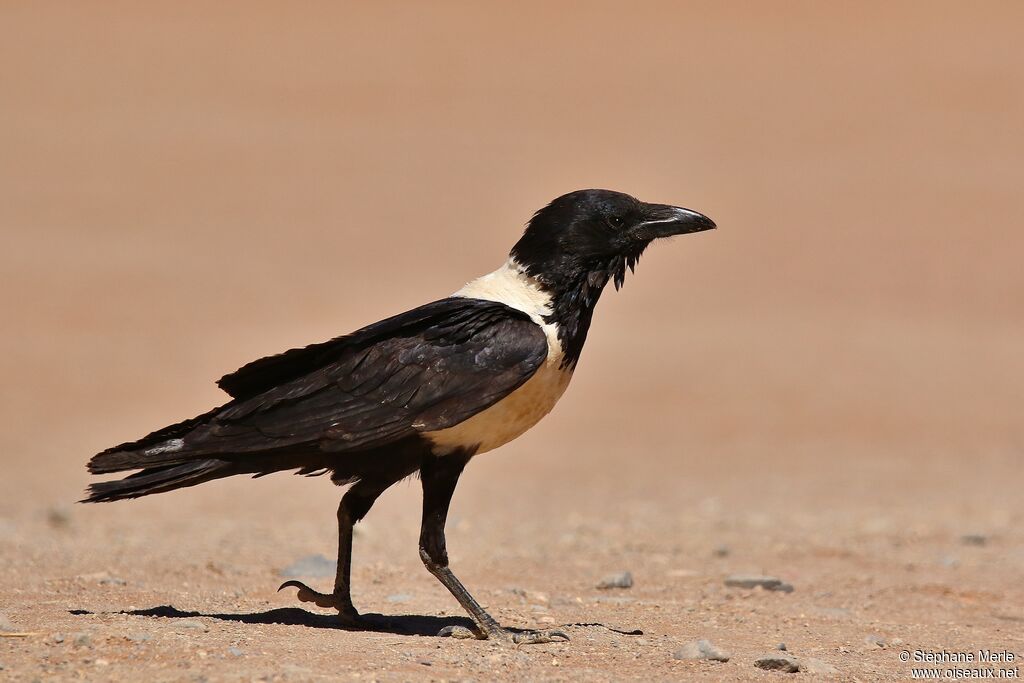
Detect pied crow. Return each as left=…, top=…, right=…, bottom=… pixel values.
left=84, top=189, right=716, bottom=644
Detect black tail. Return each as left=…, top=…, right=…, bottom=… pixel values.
left=83, top=405, right=335, bottom=503
left=82, top=459, right=236, bottom=503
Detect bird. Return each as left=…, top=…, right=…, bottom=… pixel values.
left=83, top=189, right=716, bottom=644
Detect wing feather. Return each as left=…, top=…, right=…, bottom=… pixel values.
left=175, top=298, right=548, bottom=457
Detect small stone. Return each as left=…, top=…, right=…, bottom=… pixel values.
left=802, top=658, right=839, bottom=675
left=776, top=643, right=787, bottom=651
left=724, top=575, right=794, bottom=592
left=176, top=620, right=208, bottom=632
left=227, top=647, right=243, bottom=657
left=596, top=571, right=633, bottom=589
left=865, top=634, right=886, bottom=648
left=961, top=534, right=988, bottom=547
left=673, top=639, right=731, bottom=662
left=754, top=655, right=801, bottom=673
left=47, top=506, right=72, bottom=528
left=280, top=554, right=336, bottom=579
left=99, top=576, right=127, bottom=586
left=386, top=593, right=413, bottom=603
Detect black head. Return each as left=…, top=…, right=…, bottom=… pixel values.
left=511, top=189, right=715, bottom=292
left=510, top=189, right=715, bottom=369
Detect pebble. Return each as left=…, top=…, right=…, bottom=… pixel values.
left=280, top=554, right=336, bottom=578
left=672, top=639, right=731, bottom=662
left=754, top=655, right=801, bottom=673
left=961, top=534, right=988, bottom=546
left=596, top=571, right=633, bottom=589
left=176, top=620, right=209, bottom=632
left=865, top=634, right=886, bottom=648
left=724, top=575, right=794, bottom=592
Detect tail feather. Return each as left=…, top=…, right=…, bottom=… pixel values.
left=85, top=405, right=336, bottom=502
left=82, top=459, right=233, bottom=503
left=88, top=405, right=225, bottom=474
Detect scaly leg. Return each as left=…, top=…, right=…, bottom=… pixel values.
left=419, top=453, right=569, bottom=645
left=279, top=478, right=390, bottom=622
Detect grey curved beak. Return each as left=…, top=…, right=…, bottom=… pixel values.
left=635, top=204, right=717, bottom=240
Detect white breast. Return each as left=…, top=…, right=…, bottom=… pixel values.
left=423, top=259, right=573, bottom=456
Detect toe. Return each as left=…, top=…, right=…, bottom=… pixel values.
left=512, top=629, right=571, bottom=645
left=437, top=625, right=481, bottom=639
left=278, top=580, right=352, bottom=611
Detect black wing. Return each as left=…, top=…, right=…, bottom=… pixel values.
left=92, top=298, right=548, bottom=471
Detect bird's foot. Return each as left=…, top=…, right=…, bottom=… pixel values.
left=278, top=580, right=360, bottom=623
left=438, top=624, right=570, bottom=645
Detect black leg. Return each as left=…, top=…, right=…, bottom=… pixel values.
left=418, top=453, right=569, bottom=645
left=279, top=478, right=393, bottom=621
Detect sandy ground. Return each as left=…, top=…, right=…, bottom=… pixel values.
left=2, top=2, right=1023, bottom=681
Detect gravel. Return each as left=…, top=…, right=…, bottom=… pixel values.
left=724, top=574, right=794, bottom=592
left=280, top=554, right=336, bottom=578
left=802, top=657, right=839, bottom=675
left=596, top=571, right=633, bottom=589
left=672, top=639, right=731, bottom=662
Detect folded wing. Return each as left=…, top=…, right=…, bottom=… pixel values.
left=89, top=298, right=548, bottom=474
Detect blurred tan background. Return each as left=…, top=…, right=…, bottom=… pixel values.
left=1, top=3, right=1022, bottom=679
left=2, top=0, right=1021, bottom=499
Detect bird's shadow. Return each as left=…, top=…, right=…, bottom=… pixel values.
left=70, top=605, right=474, bottom=638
